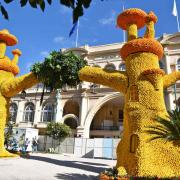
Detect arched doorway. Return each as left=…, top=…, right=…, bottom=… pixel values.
left=62, top=114, right=79, bottom=137
left=90, top=97, right=124, bottom=138
left=83, top=92, right=124, bottom=138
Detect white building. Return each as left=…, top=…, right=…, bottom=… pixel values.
left=9, top=32, right=180, bottom=138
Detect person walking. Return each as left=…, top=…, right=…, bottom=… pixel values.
left=32, top=137, right=38, bottom=153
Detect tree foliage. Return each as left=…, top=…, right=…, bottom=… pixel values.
left=30, top=51, right=87, bottom=90
left=145, top=109, right=180, bottom=143
left=4, top=118, right=15, bottom=146
left=46, top=122, right=71, bottom=141
left=0, top=0, right=104, bottom=23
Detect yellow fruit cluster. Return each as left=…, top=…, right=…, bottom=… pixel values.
left=0, top=71, right=39, bottom=157
left=80, top=8, right=180, bottom=178
left=0, top=29, right=39, bottom=157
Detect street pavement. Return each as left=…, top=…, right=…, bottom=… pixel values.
left=0, top=153, right=115, bottom=180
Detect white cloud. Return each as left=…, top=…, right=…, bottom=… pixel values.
left=53, top=36, right=65, bottom=43
left=53, top=36, right=75, bottom=47
left=81, top=17, right=88, bottom=21
left=93, top=39, right=98, bottom=43
left=25, top=62, right=33, bottom=71
left=99, top=10, right=116, bottom=25
left=40, top=51, right=49, bottom=57
left=59, top=6, right=71, bottom=14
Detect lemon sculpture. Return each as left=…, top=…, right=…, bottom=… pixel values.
left=79, top=9, right=180, bottom=178
left=0, top=29, right=38, bottom=157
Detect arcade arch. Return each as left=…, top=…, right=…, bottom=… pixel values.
left=83, top=92, right=124, bottom=138
left=62, top=100, right=79, bottom=136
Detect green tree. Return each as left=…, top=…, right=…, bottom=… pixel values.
left=31, top=51, right=87, bottom=91
left=0, top=0, right=104, bottom=23
left=46, top=122, right=71, bottom=151
left=145, top=109, right=180, bottom=144
left=46, top=122, right=71, bottom=140
left=4, top=117, right=15, bottom=148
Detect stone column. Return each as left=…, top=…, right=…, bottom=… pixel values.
left=165, top=90, right=175, bottom=111
left=76, top=126, right=85, bottom=137
left=55, top=89, right=63, bottom=122
left=164, top=48, right=171, bottom=74
left=33, top=100, right=41, bottom=125
left=16, top=100, right=25, bottom=124
left=169, top=92, right=175, bottom=110
left=164, top=48, right=175, bottom=110
left=77, top=91, right=89, bottom=137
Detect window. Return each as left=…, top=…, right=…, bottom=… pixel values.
left=170, top=64, right=176, bottom=72
left=159, top=61, right=164, bottom=70
left=177, top=58, right=180, bottom=71
left=130, top=134, right=139, bottom=153
left=9, top=103, right=18, bottom=122
left=119, top=63, right=126, bottom=71
left=104, top=63, right=116, bottom=71
left=129, top=85, right=139, bottom=102
left=23, top=103, right=35, bottom=122
left=41, top=103, right=54, bottom=122
left=118, top=110, right=123, bottom=122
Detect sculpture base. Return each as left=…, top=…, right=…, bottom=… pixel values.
left=0, top=149, right=19, bottom=158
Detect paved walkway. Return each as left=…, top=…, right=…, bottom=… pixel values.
left=0, top=153, right=115, bottom=180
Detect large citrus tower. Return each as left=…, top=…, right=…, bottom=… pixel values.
left=0, top=30, right=38, bottom=157
left=79, top=9, right=180, bottom=178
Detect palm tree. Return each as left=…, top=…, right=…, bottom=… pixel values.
left=145, top=109, right=180, bottom=143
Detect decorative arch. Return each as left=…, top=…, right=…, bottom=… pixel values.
left=83, top=92, right=124, bottom=137
left=63, top=100, right=79, bottom=118
left=62, top=114, right=79, bottom=129
left=62, top=114, right=79, bottom=123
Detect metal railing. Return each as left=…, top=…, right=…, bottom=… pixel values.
left=91, top=126, right=119, bottom=130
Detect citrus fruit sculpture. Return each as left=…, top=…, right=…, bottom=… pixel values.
left=79, top=9, right=180, bottom=178
left=0, top=29, right=39, bottom=157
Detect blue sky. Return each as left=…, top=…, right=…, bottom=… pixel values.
left=0, top=0, right=179, bottom=75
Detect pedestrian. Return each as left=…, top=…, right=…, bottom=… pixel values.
left=24, top=138, right=30, bottom=151
left=32, top=137, right=38, bottom=153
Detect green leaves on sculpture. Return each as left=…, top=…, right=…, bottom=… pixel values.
left=145, top=109, right=180, bottom=143
left=30, top=51, right=87, bottom=90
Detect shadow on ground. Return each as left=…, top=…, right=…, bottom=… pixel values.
left=29, top=155, right=108, bottom=174
left=55, top=173, right=98, bottom=180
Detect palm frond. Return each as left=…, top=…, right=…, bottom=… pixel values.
left=145, top=130, right=167, bottom=136
left=147, top=135, right=168, bottom=142
left=146, top=125, right=169, bottom=134
left=145, top=109, right=180, bottom=142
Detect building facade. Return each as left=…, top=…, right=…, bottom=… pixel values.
left=9, top=32, right=180, bottom=138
